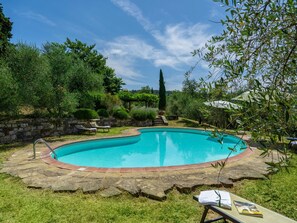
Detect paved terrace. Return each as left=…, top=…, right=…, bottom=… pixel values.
left=0, top=129, right=273, bottom=200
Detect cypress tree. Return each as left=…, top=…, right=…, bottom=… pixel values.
left=158, top=69, right=166, bottom=110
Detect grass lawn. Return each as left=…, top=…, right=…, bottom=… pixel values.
left=0, top=123, right=297, bottom=222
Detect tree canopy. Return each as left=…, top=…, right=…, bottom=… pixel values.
left=0, top=3, right=13, bottom=56
left=64, top=38, right=125, bottom=94
left=189, top=0, right=297, bottom=172
left=194, top=0, right=297, bottom=137
left=200, top=0, right=297, bottom=87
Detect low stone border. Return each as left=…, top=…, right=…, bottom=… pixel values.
left=0, top=128, right=273, bottom=200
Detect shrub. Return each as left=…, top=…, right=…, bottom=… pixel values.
left=130, top=107, right=157, bottom=121
left=112, top=107, right=129, bottom=120
left=97, top=109, right=109, bottom=118
left=130, top=108, right=147, bottom=121
left=146, top=108, right=157, bottom=121
left=73, top=108, right=99, bottom=119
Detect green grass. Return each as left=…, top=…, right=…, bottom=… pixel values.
left=233, top=154, right=297, bottom=220
left=1, top=126, right=297, bottom=222
left=0, top=173, right=203, bottom=223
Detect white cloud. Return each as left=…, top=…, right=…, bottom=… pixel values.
left=154, top=23, right=213, bottom=65
left=108, top=0, right=215, bottom=89
left=19, top=11, right=56, bottom=27
left=105, top=36, right=155, bottom=60
left=111, top=0, right=154, bottom=33
left=110, top=0, right=213, bottom=67
left=102, top=36, right=148, bottom=87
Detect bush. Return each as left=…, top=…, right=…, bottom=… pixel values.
left=112, top=108, right=129, bottom=120
left=73, top=108, right=99, bottom=119
left=146, top=109, right=157, bottom=121
left=130, top=107, right=157, bottom=121
left=97, top=108, right=109, bottom=118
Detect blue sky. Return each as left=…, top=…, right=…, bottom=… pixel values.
left=2, top=0, right=225, bottom=90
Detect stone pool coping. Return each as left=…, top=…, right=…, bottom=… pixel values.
left=0, top=127, right=273, bottom=200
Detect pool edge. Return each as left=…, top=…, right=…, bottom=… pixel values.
left=41, top=127, right=253, bottom=173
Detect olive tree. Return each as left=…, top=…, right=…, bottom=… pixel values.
left=195, top=0, right=297, bottom=174
left=0, top=60, right=18, bottom=115
left=6, top=44, right=52, bottom=110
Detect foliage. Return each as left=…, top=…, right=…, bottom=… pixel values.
left=89, top=92, right=107, bottom=110
left=64, top=38, right=124, bottom=94
left=112, top=107, right=129, bottom=120
left=118, top=91, right=135, bottom=102
left=158, top=69, right=166, bottom=110
left=0, top=60, right=19, bottom=115
left=67, top=60, right=102, bottom=94
left=97, top=108, right=109, bottom=118
left=103, top=67, right=125, bottom=94
left=77, top=93, right=95, bottom=109
left=139, top=85, right=152, bottom=94
left=0, top=3, right=13, bottom=56
left=166, top=91, right=186, bottom=116
left=43, top=42, right=78, bottom=118
left=103, top=94, right=122, bottom=112
left=146, top=108, right=157, bottom=121
left=136, top=93, right=158, bottom=107
left=118, top=91, right=158, bottom=110
left=194, top=0, right=297, bottom=171
left=73, top=108, right=99, bottom=120
left=6, top=43, right=53, bottom=110
left=130, top=107, right=157, bottom=121
left=64, top=38, right=106, bottom=71
left=182, top=99, right=209, bottom=124
left=0, top=38, right=125, bottom=119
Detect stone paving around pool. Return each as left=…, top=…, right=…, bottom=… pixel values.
left=0, top=131, right=274, bottom=201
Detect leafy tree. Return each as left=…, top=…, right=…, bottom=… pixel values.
left=103, top=67, right=125, bottom=94
left=43, top=42, right=78, bottom=118
left=158, top=69, right=166, bottom=111
left=198, top=0, right=297, bottom=134
left=139, top=85, right=152, bottom=94
left=194, top=0, right=297, bottom=173
left=6, top=44, right=52, bottom=110
left=67, top=60, right=102, bottom=93
left=167, top=91, right=185, bottom=116
left=64, top=38, right=124, bottom=94
left=0, top=3, right=13, bottom=56
left=0, top=60, right=18, bottom=115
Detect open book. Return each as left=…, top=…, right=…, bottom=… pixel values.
left=234, top=200, right=263, bottom=217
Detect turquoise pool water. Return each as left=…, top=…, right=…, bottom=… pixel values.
left=53, top=128, right=247, bottom=168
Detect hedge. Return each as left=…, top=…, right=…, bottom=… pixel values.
left=73, top=108, right=99, bottom=119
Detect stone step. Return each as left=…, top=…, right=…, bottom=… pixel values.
left=153, top=116, right=168, bottom=126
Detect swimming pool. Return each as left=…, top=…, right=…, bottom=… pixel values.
left=52, top=128, right=247, bottom=169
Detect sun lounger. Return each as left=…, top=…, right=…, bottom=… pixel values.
left=194, top=192, right=296, bottom=223
left=74, top=124, right=97, bottom=134
left=287, top=137, right=297, bottom=152
left=89, top=122, right=111, bottom=132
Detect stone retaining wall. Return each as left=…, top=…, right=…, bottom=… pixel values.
left=0, top=118, right=153, bottom=143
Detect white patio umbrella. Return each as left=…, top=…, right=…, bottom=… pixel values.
left=232, top=90, right=261, bottom=102
left=232, top=90, right=290, bottom=102
left=203, top=100, right=242, bottom=110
